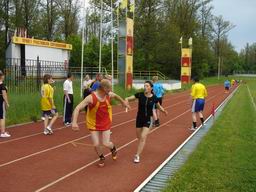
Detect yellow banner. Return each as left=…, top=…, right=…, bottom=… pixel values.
left=126, top=55, right=133, bottom=73
left=181, top=67, right=191, bottom=76
left=182, top=48, right=191, bottom=57
left=120, top=0, right=127, bottom=9
left=126, top=18, right=134, bottom=36
left=12, top=37, right=72, bottom=50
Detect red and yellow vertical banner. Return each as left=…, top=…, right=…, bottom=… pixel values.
left=125, top=18, right=134, bottom=90
left=181, top=48, right=192, bottom=84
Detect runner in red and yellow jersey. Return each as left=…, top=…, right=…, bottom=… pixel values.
left=72, top=79, right=130, bottom=167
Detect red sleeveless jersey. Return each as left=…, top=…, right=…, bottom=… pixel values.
left=86, top=93, right=112, bottom=131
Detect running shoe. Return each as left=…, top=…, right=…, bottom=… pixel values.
left=134, top=155, right=140, bottom=163
left=111, top=146, right=117, bottom=160
left=189, top=127, right=197, bottom=131
left=64, top=122, right=71, bottom=126
left=0, top=132, right=11, bottom=138
left=41, top=116, right=45, bottom=121
left=46, top=126, right=53, bottom=134
left=98, top=155, right=105, bottom=167
left=43, top=129, right=50, bottom=135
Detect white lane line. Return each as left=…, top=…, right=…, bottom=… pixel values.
left=0, top=118, right=135, bottom=168
left=134, top=86, right=239, bottom=192
left=247, top=85, right=256, bottom=111
left=0, top=88, right=221, bottom=168
left=34, top=93, right=222, bottom=192
left=0, top=91, right=189, bottom=145
left=35, top=110, right=192, bottom=192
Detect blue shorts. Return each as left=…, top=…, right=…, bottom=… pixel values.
left=42, top=109, right=58, bottom=117
left=192, top=99, right=205, bottom=112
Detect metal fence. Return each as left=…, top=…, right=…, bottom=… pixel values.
left=4, top=58, right=169, bottom=94
left=4, top=58, right=108, bottom=94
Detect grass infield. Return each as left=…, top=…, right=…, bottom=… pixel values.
left=163, top=79, right=256, bottom=192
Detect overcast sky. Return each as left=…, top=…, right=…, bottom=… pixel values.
left=81, top=0, right=256, bottom=52
left=211, top=0, right=256, bottom=52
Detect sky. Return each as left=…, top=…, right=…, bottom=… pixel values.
left=81, top=0, right=256, bottom=52
left=211, top=0, right=256, bottom=52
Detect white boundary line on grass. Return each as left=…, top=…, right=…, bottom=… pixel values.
left=34, top=93, right=222, bottom=192
left=133, top=85, right=239, bottom=192
left=247, top=85, right=256, bottom=111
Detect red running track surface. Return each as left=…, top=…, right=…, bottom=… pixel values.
left=0, top=85, right=235, bottom=192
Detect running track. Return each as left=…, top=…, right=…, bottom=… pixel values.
left=0, top=85, right=235, bottom=192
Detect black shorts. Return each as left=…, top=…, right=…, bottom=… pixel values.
left=225, top=87, right=230, bottom=91
left=136, top=115, right=153, bottom=128
left=0, top=101, right=5, bottom=119
left=154, top=97, right=163, bottom=109
left=42, top=109, right=58, bottom=117
left=83, top=89, right=91, bottom=99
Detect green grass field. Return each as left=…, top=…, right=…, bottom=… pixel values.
left=6, top=80, right=138, bottom=125
left=163, top=79, right=256, bottom=192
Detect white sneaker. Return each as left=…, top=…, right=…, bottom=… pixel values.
left=0, top=132, right=11, bottom=138
left=134, top=155, right=140, bottom=163
left=41, top=117, right=45, bottom=121
left=189, top=127, right=197, bottom=131
left=64, top=122, right=71, bottom=126
left=46, top=126, right=53, bottom=134
left=43, top=129, right=50, bottom=135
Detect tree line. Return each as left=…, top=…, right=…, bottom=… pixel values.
left=0, top=0, right=254, bottom=78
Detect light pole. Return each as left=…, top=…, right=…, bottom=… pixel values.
left=80, top=0, right=86, bottom=98
left=99, top=0, right=103, bottom=73
left=111, top=0, right=114, bottom=91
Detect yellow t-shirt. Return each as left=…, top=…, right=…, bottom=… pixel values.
left=191, top=83, right=207, bottom=99
left=41, top=84, right=54, bottom=111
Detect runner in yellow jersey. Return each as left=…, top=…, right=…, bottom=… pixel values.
left=41, top=74, right=59, bottom=135
left=190, top=77, right=207, bottom=131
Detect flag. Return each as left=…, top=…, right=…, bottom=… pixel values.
left=116, top=7, right=119, bottom=15
left=179, top=36, right=183, bottom=44
left=130, top=0, right=135, bottom=12
left=114, top=0, right=122, bottom=7
left=188, top=37, right=193, bottom=46
left=130, top=4, right=135, bottom=12
left=120, top=0, right=127, bottom=9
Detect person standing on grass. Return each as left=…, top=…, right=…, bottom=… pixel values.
left=83, top=74, right=93, bottom=99
left=0, top=71, right=10, bottom=138
left=125, top=81, right=168, bottom=163
left=41, top=74, right=59, bottom=135
left=152, top=76, right=165, bottom=127
left=63, top=72, right=74, bottom=126
left=72, top=79, right=130, bottom=167
left=90, top=73, right=103, bottom=92
left=190, top=77, right=208, bottom=131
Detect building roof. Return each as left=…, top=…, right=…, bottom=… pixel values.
left=12, top=36, right=72, bottom=50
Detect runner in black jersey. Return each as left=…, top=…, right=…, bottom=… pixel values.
left=125, top=81, right=168, bottom=163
